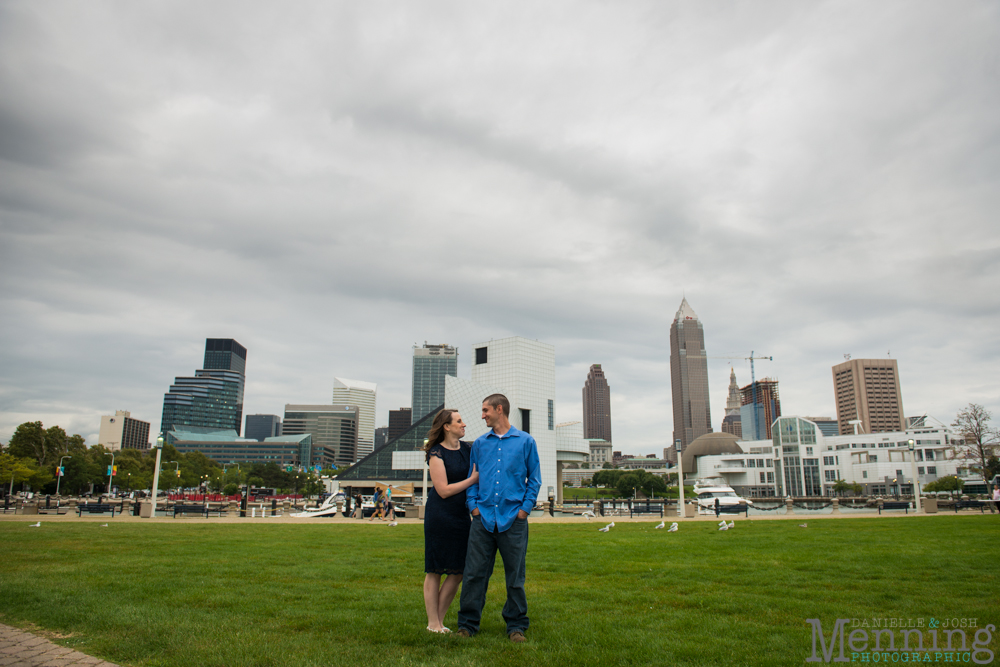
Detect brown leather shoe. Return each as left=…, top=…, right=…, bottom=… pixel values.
left=456, top=628, right=473, bottom=638
left=509, top=631, right=527, bottom=643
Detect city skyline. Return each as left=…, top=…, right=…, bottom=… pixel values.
left=1, top=4, right=997, bottom=453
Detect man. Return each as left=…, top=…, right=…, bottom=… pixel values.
left=456, top=393, right=541, bottom=643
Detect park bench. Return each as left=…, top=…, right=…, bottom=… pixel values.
left=953, top=500, right=986, bottom=514
left=77, top=503, right=116, bottom=517
left=878, top=501, right=910, bottom=514
left=172, top=504, right=209, bottom=518
left=629, top=501, right=664, bottom=519
left=714, top=502, right=749, bottom=518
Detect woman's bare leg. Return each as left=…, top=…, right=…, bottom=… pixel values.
left=424, top=574, right=444, bottom=630
left=436, top=574, right=463, bottom=626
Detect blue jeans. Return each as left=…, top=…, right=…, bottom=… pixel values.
left=457, top=515, right=529, bottom=635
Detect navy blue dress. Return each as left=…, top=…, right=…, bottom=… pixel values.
left=424, top=442, right=472, bottom=575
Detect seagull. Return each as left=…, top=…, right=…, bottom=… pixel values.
left=581, top=511, right=595, bottom=519
left=718, top=520, right=728, bottom=527
left=655, top=521, right=665, bottom=529
left=727, top=521, right=734, bottom=529
left=598, top=525, right=610, bottom=532
left=100, top=523, right=108, bottom=527
left=388, top=522, right=397, bottom=527
left=667, top=522, right=678, bottom=532
left=28, top=521, right=40, bottom=527
left=608, top=521, right=615, bottom=528
left=798, top=523, right=808, bottom=528
left=718, top=522, right=729, bottom=531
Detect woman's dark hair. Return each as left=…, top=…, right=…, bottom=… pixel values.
left=423, top=409, right=458, bottom=462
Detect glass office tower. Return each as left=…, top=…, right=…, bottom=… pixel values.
left=411, top=343, right=458, bottom=422
left=160, top=338, right=246, bottom=436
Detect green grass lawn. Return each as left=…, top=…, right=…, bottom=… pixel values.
left=1, top=517, right=996, bottom=667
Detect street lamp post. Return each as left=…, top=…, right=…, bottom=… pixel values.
left=908, top=439, right=923, bottom=513
left=105, top=452, right=116, bottom=496
left=56, top=455, right=72, bottom=497
left=150, top=437, right=164, bottom=518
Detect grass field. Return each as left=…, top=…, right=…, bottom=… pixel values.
left=1, top=516, right=996, bottom=667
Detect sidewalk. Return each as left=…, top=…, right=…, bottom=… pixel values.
left=0, top=624, right=118, bottom=667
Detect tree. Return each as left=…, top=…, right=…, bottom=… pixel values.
left=832, top=479, right=851, bottom=497
left=951, top=404, right=999, bottom=490
left=0, top=453, right=37, bottom=492
left=7, top=422, right=47, bottom=467
left=923, top=475, right=964, bottom=498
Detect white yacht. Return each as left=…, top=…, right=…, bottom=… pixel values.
left=693, top=477, right=753, bottom=515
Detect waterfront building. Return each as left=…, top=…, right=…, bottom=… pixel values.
left=832, top=358, right=906, bottom=435
left=160, top=338, right=246, bottom=437
left=98, top=410, right=150, bottom=451
left=245, top=414, right=282, bottom=441
left=582, top=364, right=613, bottom=442
left=283, top=404, right=359, bottom=468
left=374, top=426, right=389, bottom=449
left=332, top=378, right=376, bottom=460
left=670, top=298, right=712, bottom=454
left=167, top=427, right=316, bottom=467
left=412, top=343, right=458, bottom=422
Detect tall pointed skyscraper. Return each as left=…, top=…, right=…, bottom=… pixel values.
left=670, top=298, right=712, bottom=453
left=582, top=364, right=612, bottom=443
left=721, top=368, right=742, bottom=438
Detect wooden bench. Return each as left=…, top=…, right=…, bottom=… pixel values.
left=953, top=500, right=986, bottom=514
left=879, top=501, right=910, bottom=514
left=714, top=502, right=749, bottom=517
left=77, top=503, right=117, bottom=517
left=172, top=504, right=209, bottom=518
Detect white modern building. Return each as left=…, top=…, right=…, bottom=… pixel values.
left=687, top=416, right=964, bottom=497
left=443, top=337, right=589, bottom=503
left=332, top=378, right=376, bottom=460
left=98, top=410, right=151, bottom=451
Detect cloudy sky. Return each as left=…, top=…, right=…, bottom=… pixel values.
left=2, top=2, right=998, bottom=453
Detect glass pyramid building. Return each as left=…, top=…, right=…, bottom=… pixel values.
left=337, top=404, right=442, bottom=482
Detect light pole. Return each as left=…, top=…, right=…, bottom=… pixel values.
left=105, top=452, right=116, bottom=495
left=56, top=455, right=72, bottom=497
left=908, top=439, right=922, bottom=512
left=676, top=439, right=686, bottom=519
left=150, top=436, right=164, bottom=518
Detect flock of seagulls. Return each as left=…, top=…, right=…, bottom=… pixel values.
left=718, top=520, right=735, bottom=531
left=595, top=519, right=745, bottom=532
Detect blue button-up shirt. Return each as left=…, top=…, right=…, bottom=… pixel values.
left=465, top=425, right=541, bottom=533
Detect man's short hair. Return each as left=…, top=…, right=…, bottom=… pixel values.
left=483, top=393, right=510, bottom=417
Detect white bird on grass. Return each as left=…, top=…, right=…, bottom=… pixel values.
left=100, top=523, right=108, bottom=527
left=29, top=521, right=40, bottom=527
left=718, top=522, right=730, bottom=531
left=388, top=522, right=397, bottom=527
left=718, top=520, right=728, bottom=527
left=667, top=522, right=678, bottom=532
left=598, top=525, right=610, bottom=532
left=727, top=521, right=734, bottom=529
left=654, top=521, right=665, bottom=529
left=581, top=511, right=595, bottom=519
left=799, top=523, right=808, bottom=528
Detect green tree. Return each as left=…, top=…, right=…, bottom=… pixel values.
left=7, top=422, right=47, bottom=467
left=951, top=403, right=999, bottom=491
left=223, top=483, right=239, bottom=496
left=923, top=476, right=964, bottom=498
left=832, top=479, right=851, bottom=497
left=1, top=453, right=37, bottom=492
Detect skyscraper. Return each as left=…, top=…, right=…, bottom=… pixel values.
left=669, top=298, right=712, bottom=453
left=282, top=404, right=359, bottom=468
left=332, top=377, right=376, bottom=460
left=582, top=364, right=612, bottom=442
left=412, top=343, right=458, bottom=422
left=245, top=414, right=282, bottom=442
left=721, top=368, right=743, bottom=438
left=388, top=408, right=412, bottom=442
left=98, top=410, right=151, bottom=450
left=740, top=378, right=781, bottom=441
left=832, top=358, right=905, bottom=435
left=161, top=338, right=246, bottom=437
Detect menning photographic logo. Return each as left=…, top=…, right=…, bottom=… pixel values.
left=805, top=618, right=995, bottom=664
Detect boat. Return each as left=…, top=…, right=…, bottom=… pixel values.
left=290, top=491, right=346, bottom=518
left=693, top=477, right=753, bottom=515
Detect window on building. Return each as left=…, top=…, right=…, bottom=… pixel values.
left=918, top=467, right=925, bottom=475
left=825, top=470, right=837, bottom=481
left=760, top=472, right=766, bottom=483
left=547, top=400, right=554, bottom=430
left=862, top=471, right=868, bottom=479
left=823, top=456, right=834, bottom=466
left=475, top=347, right=488, bottom=365
left=928, top=466, right=936, bottom=474
left=520, top=408, right=530, bottom=434
left=896, top=469, right=902, bottom=477
left=767, top=472, right=774, bottom=483
left=925, top=450, right=935, bottom=461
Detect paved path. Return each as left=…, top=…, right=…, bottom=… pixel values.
left=0, top=624, right=118, bottom=667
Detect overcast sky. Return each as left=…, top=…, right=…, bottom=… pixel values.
left=2, top=2, right=998, bottom=454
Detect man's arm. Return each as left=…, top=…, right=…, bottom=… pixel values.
left=466, top=443, right=480, bottom=515
left=520, top=436, right=542, bottom=516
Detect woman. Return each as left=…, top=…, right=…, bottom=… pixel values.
left=422, top=409, right=478, bottom=634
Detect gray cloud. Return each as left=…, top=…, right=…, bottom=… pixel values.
left=2, top=1, right=998, bottom=450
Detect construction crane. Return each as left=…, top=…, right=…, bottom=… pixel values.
left=690, top=351, right=774, bottom=440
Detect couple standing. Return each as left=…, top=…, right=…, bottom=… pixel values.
left=421, top=394, right=541, bottom=643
